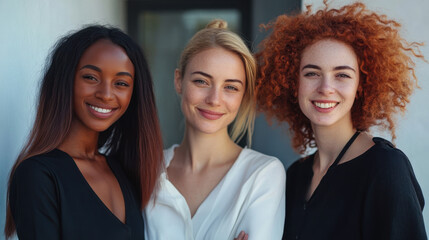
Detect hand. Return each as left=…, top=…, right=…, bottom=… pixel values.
left=234, top=231, right=249, bottom=240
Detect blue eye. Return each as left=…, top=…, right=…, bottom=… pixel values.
left=304, top=72, right=319, bottom=77
left=225, top=85, right=239, bottom=91
left=337, top=73, right=351, bottom=78
left=193, top=79, right=208, bottom=85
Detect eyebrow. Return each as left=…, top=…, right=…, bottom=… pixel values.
left=191, top=71, right=243, bottom=85
left=80, top=64, right=133, bottom=78
left=334, top=66, right=356, bottom=72
left=192, top=71, right=212, bottom=78
left=301, top=64, right=356, bottom=72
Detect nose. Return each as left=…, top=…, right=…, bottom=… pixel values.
left=95, top=81, right=114, bottom=101
left=317, top=75, right=335, bottom=95
left=205, top=87, right=221, bottom=106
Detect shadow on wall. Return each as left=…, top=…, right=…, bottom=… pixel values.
left=252, top=115, right=300, bottom=168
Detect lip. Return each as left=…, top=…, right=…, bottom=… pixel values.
left=86, top=103, right=118, bottom=119
left=311, top=100, right=338, bottom=113
left=197, top=108, right=225, bottom=120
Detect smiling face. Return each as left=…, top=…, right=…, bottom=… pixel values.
left=175, top=47, right=246, bottom=136
left=73, top=39, right=134, bottom=133
left=298, top=39, right=359, bottom=129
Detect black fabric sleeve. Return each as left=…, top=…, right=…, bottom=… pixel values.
left=362, top=149, right=427, bottom=240
left=10, top=158, right=61, bottom=240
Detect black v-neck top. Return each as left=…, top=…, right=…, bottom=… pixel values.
left=283, top=138, right=426, bottom=240
left=10, top=149, right=145, bottom=240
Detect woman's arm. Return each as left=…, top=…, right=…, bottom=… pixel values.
left=10, top=158, right=61, bottom=239
left=233, top=158, right=286, bottom=240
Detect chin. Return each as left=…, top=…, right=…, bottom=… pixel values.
left=311, top=118, right=340, bottom=128
left=191, top=123, right=224, bottom=135
left=89, top=124, right=113, bottom=133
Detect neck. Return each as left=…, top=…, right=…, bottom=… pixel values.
left=58, top=119, right=100, bottom=160
left=174, top=126, right=241, bottom=172
left=312, top=120, right=356, bottom=173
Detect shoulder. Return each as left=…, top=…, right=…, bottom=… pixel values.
left=239, top=148, right=286, bottom=181
left=163, top=144, right=179, bottom=166
left=236, top=149, right=286, bottom=200
left=10, top=150, right=68, bottom=200
left=241, top=148, right=284, bottom=168
left=366, top=137, right=412, bottom=174
left=365, top=138, right=423, bottom=202
left=12, top=149, right=74, bottom=190
left=14, top=149, right=68, bottom=177
left=287, top=153, right=313, bottom=175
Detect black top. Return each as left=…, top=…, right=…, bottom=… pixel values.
left=10, top=149, right=145, bottom=240
left=284, top=137, right=426, bottom=240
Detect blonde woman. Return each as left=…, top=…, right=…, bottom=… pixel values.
left=144, top=19, right=286, bottom=240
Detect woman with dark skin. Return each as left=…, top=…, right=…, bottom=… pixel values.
left=256, top=2, right=426, bottom=240
left=5, top=25, right=163, bottom=239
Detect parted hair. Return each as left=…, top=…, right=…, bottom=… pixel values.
left=5, top=25, right=164, bottom=238
left=256, top=1, right=424, bottom=153
left=178, top=19, right=257, bottom=146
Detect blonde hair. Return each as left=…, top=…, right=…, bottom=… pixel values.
left=178, top=19, right=256, bottom=146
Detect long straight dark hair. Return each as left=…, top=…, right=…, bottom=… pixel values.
left=5, top=25, right=164, bottom=238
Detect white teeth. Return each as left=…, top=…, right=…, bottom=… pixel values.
left=314, top=102, right=336, bottom=109
left=89, top=105, right=112, bottom=113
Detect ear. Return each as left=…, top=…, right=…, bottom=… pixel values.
left=174, top=69, right=182, bottom=94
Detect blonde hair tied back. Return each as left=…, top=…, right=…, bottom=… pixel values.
left=206, top=19, right=228, bottom=29
left=178, top=18, right=256, bottom=146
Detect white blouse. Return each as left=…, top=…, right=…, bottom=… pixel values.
left=144, top=145, right=286, bottom=240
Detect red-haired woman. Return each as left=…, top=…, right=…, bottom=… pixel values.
left=256, top=2, right=426, bottom=240
left=5, top=25, right=163, bottom=239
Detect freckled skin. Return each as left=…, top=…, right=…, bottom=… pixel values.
left=298, top=39, right=359, bottom=129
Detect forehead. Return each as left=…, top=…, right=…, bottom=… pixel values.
left=79, top=39, right=131, bottom=65
left=300, top=39, right=358, bottom=68
left=186, top=47, right=244, bottom=72
left=77, top=39, right=135, bottom=77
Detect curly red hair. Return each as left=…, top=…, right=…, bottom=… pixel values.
left=256, top=1, right=424, bottom=154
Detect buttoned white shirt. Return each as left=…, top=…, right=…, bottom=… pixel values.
left=144, top=145, right=286, bottom=240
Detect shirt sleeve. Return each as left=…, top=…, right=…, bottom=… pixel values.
left=9, top=158, right=61, bottom=240
left=362, top=149, right=427, bottom=240
left=233, top=158, right=286, bottom=240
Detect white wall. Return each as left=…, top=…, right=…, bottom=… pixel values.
left=0, top=1, right=125, bottom=238
left=303, top=0, right=429, bottom=233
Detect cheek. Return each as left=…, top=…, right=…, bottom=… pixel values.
left=182, top=87, right=205, bottom=105
left=297, top=82, right=314, bottom=117
left=72, top=85, right=85, bottom=106
left=73, top=79, right=94, bottom=100
left=340, top=84, right=358, bottom=102
left=123, top=94, right=133, bottom=111
left=118, top=88, right=134, bottom=107
left=297, top=84, right=307, bottom=108
left=225, top=93, right=244, bottom=112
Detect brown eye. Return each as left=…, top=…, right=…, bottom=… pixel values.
left=115, top=81, right=130, bottom=87
left=83, top=75, right=97, bottom=81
